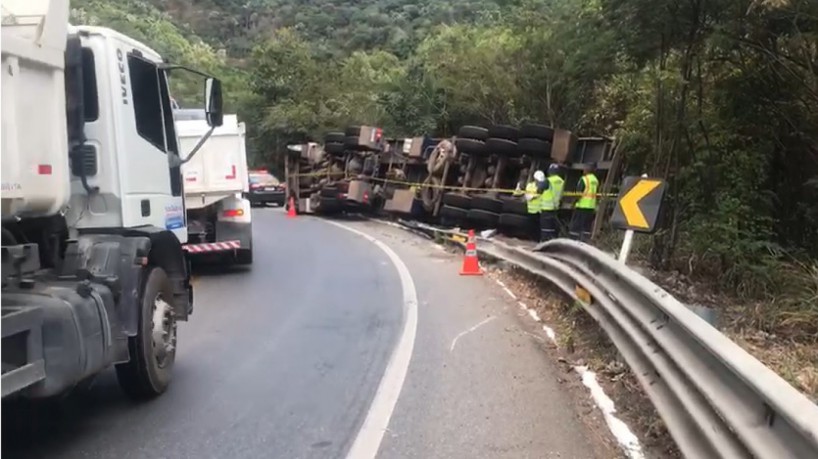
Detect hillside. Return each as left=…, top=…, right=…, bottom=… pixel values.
left=70, top=0, right=249, bottom=110
left=140, top=0, right=506, bottom=57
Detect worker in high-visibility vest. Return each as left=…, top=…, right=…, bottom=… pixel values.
left=514, top=170, right=546, bottom=239
left=539, top=163, right=565, bottom=242
left=569, top=165, right=599, bottom=242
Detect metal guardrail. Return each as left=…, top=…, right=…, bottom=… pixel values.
left=390, top=219, right=818, bottom=458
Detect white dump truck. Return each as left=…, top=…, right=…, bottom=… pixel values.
left=1, top=0, right=223, bottom=400
left=174, top=110, right=253, bottom=265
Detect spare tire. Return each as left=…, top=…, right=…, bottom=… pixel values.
left=455, top=138, right=486, bottom=156
left=471, top=195, right=504, bottom=213
left=458, top=125, right=489, bottom=141
left=518, top=138, right=552, bottom=157
left=520, top=124, right=554, bottom=141
left=488, top=125, right=520, bottom=141
left=485, top=138, right=518, bottom=156
left=324, top=132, right=345, bottom=144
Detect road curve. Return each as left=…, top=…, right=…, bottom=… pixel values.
left=3, top=209, right=613, bottom=459
left=3, top=209, right=404, bottom=459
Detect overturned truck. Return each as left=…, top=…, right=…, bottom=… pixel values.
left=285, top=122, right=620, bottom=240
left=285, top=126, right=385, bottom=214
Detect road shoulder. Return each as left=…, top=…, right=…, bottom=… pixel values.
left=337, top=219, right=622, bottom=459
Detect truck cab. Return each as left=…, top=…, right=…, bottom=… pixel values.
left=2, top=0, right=223, bottom=400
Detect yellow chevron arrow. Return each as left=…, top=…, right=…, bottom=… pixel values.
left=619, top=179, right=661, bottom=229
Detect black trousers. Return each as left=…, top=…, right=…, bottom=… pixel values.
left=529, top=213, right=540, bottom=240
left=569, top=208, right=596, bottom=242
left=539, top=211, right=558, bottom=242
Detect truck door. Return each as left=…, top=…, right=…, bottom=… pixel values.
left=119, top=48, right=187, bottom=242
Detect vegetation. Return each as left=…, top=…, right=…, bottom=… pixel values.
left=74, top=0, right=816, bottom=340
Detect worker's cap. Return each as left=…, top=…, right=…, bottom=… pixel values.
left=547, top=163, right=560, bottom=174
left=533, top=170, right=545, bottom=181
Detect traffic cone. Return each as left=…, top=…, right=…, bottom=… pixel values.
left=286, top=197, right=297, bottom=218
left=460, top=229, right=483, bottom=276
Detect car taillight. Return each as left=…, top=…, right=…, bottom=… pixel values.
left=250, top=183, right=262, bottom=189
left=223, top=209, right=244, bottom=217
left=363, top=191, right=369, bottom=203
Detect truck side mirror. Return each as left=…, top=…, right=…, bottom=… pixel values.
left=205, top=78, right=224, bottom=128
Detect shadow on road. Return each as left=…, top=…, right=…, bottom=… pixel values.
left=2, top=371, right=138, bottom=458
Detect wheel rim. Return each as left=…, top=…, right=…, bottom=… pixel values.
left=151, top=294, right=177, bottom=369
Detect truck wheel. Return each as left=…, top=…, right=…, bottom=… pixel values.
left=115, top=266, right=177, bottom=400
left=236, top=248, right=253, bottom=265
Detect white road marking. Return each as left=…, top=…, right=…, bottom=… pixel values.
left=325, top=220, right=419, bottom=459
left=494, top=278, right=518, bottom=300
left=528, top=309, right=542, bottom=322
left=574, top=366, right=645, bottom=459
left=450, top=316, right=497, bottom=352
left=543, top=325, right=558, bottom=345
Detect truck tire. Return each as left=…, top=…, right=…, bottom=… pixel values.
left=442, top=193, right=472, bottom=209
left=488, top=124, right=520, bottom=141
left=501, top=196, right=528, bottom=215
left=454, top=138, right=486, bottom=156
left=518, top=138, right=552, bottom=157
left=520, top=124, right=555, bottom=141
left=485, top=138, right=518, bottom=156
left=467, top=209, right=500, bottom=227
left=325, top=142, right=345, bottom=155
left=457, top=125, right=489, bottom=141
left=116, top=266, right=176, bottom=400
left=439, top=204, right=467, bottom=223
left=471, top=195, right=504, bottom=213
left=325, top=131, right=345, bottom=144
left=499, top=213, right=531, bottom=229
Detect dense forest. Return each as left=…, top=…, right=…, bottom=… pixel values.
left=71, top=0, right=816, bottom=339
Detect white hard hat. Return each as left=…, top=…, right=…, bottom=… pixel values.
left=533, top=170, right=545, bottom=182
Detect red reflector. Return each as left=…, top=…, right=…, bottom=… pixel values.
left=225, top=165, right=237, bottom=180
left=363, top=191, right=369, bottom=203
left=38, top=164, right=52, bottom=175
left=223, top=209, right=244, bottom=217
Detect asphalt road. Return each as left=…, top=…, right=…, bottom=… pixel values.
left=3, top=209, right=609, bottom=459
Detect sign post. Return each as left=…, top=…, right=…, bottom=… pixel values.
left=610, top=174, right=667, bottom=264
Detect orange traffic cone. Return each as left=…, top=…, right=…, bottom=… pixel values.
left=286, top=197, right=297, bottom=218
left=460, top=229, right=483, bottom=276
